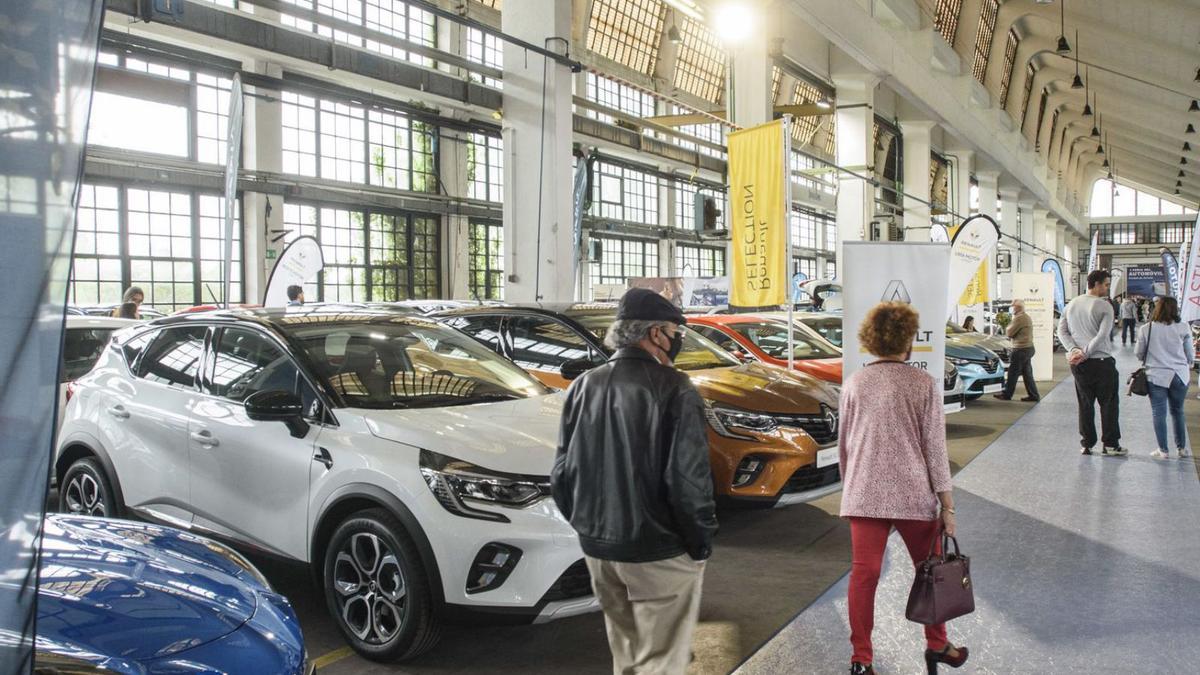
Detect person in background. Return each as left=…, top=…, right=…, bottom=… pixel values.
left=116, top=302, right=139, bottom=320
left=286, top=285, right=305, bottom=306
left=113, top=286, right=144, bottom=317
left=1120, top=295, right=1138, bottom=346
left=962, top=316, right=977, bottom=332
left=839, top=302, right=966, bottom=675
left=1136, top=296, right=1194, bottom=460
left=994, top=300, right=1039, bottom=402
left=1059, top=270, right=1126, bottom=456
left=551, top=288, right=717, bottom=675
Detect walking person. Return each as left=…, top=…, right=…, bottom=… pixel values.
left=994, top=300, right=1040, bottom=402
left=839, top=302, right=967, bottom=675
left=1136, top=296, right=1194, bottom=460
left=551, top=288, right=717, bottom=675
left=1059, top=270, right=1127, bottom=456
left=1120, top=295, right=1138, bottom=346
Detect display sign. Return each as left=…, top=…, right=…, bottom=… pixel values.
left=1178, top=241, right=1187, bottom=302
left=1182, top=212, right=1200, bottom=322
left=930, top=223, right=950, bottom=243
left=1041, top=259, right=1066, bottom=312
left=222, top=74, right=244, bottom=308
left=842, top=242, right=949, bottom=382
left=947, top=215, right=1000, bottom=319
left=1087, top=230, right=1100, bottom=273
left=1012, top=272, right=1055, bottom=381
left=728, top=119, right=787, bottom=307
left=629, top=276, right=732, bottom=307
left=1126, top=264, right=1164, bottom=298
left=263, top=236, right=324, bottom=307
left=1109, top=267, right=1125, bottom=299
left=1161, top=247, right=1181, bottom=300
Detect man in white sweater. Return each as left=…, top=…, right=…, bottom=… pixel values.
left=1058, top=270, right=1126, bottom=456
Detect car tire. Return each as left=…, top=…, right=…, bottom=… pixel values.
left=322, top=507, right=441, bottom=661
left=59, top=457, right=119, bottom=518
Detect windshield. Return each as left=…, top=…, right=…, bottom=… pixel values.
left=62, top=327, right=118, bottom=382
left=570, top=313, right=741, bottom=371
left=799, top=317, right=844, bottom=348
left=288, top=318, right=550, bottom=409
left=729, top=319, right=841, bottom=360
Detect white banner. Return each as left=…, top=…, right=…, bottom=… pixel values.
left=1178, top=240, right=1187, bottom=303
left=843, top=242, right=949, bottom=382
left=1012, top=272, right=1055, bottom=381
left=223, top=74, right=244, bottom=308
left=1183, top=212, right=1200, bottom=323
left=264, top=236, right=324, bottom=307
left=946, top=215, right=1000, bottom=320
left=1109, top=267, right=1125, bottom=299
left=1087, top=230, right=1100, bottom=273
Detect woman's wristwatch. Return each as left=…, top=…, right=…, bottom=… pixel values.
left=941, top=507, right=956, bottom=515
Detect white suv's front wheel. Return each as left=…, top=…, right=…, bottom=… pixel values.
left=59, top=457, right=119, bottom=518
left=323, top=508, right=441, bottom=661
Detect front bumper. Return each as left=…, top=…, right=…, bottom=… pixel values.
left=707, top=426, right=840, bottom=502
left=957, top=363, right=1006, bottom=395
left=943, top=391, right=966, bottom=414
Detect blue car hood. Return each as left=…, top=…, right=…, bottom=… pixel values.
left=36, top=515, right=260, bottom=663
left=945, top=337, right=995, bottom=361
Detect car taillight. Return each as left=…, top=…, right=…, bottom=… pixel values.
left=65, top=382, right=77, bottom=404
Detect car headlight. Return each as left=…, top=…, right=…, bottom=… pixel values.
left=703, top=401, right=778, bottom=440
left=947, top=356, right=969, bottom=366
left=420, top=449, right=550, bottom=522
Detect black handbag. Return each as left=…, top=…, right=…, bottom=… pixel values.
left=1127, top=323, right=1151, bottom=397
left=905, top=530, right=975, bottom=625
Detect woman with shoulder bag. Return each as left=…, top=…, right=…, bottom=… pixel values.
left=1135, top=296, right=1194, bottom=459
left=838, top=302, right=968, bottom=675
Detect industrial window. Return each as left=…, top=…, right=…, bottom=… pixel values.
left=69, top=184, right=243, bottom=312
left=771, top=66, right=783, bottom=103
left=364, top=0, right=437, bottom=67
left=791, top=152, right=836, bottom=196
left=466, top=27, right=503, bottom=88
left=934, top=0, right=963, bottom=47
left=1019, top=63, right=1036, bottom=130
left=586, top=72, right=656, bottom=121
left=669, top=104, right=726, bottom=158
left=586, top=0, right=665, bottom=75
left=589, top=236, right=659, bottom=291
left=971, top=0, right=999, bottom=84
left=675, top=244, right=725, bottom=277
left=825, top=259, right=837, bottom=279
left=794, top=257, right=816, bottom=280
left=468, top=219, right=504, bottom=300
left=823, top=218, right=837, bottom=252
left=1033, top=88, right=1048, bottom=149
left=791, top=80, right=823, bottom=147
left=283, top=203, right=440, bottom=301
left=675, top=181, right=727, bottom=230
left=791, top=209, right=819, bottom=250
left=673, top=16, right=725, bottom=103
left=282, top=91, right=437, bottom=192
left=998, top=30, right=1019, bottom=109
left=280, top=0, right=361, bottom=47
left=196, top=74, right=234, bottom=165
left=1047, top=109, right=1059, bottom=155
left=467, top=133, right=503, bottom=202
left=591, top=161, right=660, bottom=225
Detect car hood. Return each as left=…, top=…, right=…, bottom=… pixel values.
left=946, top=337, right=997, bottom=361
left=36, top=515, right=261, bottom=663
left=365, top=394, right=563, bottom=475
left=794, top=357, right=842, bottom=382
left=687, top=362, right=838, bottom=414
left=950, top=332, right=1009, bottom=352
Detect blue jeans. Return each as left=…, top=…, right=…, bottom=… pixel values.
left=1148, top=375, right=1188, bottom=451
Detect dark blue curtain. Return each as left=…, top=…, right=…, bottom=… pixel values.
left=0, top=1, right=105, bottom=672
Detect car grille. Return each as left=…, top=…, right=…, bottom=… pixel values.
left=782, top=463, right=841, bottom=494
left=944, top=392, right=965, bottom=405
left=944, top=370, right=958, bottom=391
left=981, top=358, right=1000, bottom=373
left=541, top=559, right=592, bottom=602
left=967, top=375, right=1004, bottom=392
left=774, top=414, right=838, bottom=445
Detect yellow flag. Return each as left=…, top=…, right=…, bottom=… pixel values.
left=959, top=261, right=989, bottom=305
left=728, top=120, right=787, bottom=307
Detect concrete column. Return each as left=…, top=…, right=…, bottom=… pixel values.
left=1054, top=222, right=1068, bottom=263
left=996, top=187, right=1020, bottom=298
left=242, top=59, right=284, bottom=304
left=832, top=74, right=878, bottom=271
left=976, top=171, right=1000, bottom=222
left=1030, top=207, right=1051, bottom=274
left=440, top=125, right=472, bottom=299
left=947, top=149, right=974, bottom=221
left=899, top=120, right=935, bottom=241
left=502, top=0, right=574, bottom=302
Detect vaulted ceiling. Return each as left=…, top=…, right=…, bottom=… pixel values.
left=1010, top=0, right=1200, bottom=206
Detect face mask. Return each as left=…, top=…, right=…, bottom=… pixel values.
left=665, top=330, right=685, bottom=362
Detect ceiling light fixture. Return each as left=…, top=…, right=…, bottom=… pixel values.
left=1178, top=181, right=1184, bottom=188
left=667, top=22, right=681, bottom=44
left=1195, top=67, right=1200, bottom=84
left=1186, top=142, right=1194, bottom=152
left=1097, top=144, right=1104, bottom=155
left=816, top=97, right=833, bottom=110
left=1102, top=157, right=1110, bottom=169
left=1092, top=110, right=1101, bottom=138
left=1188, top=124, right=1196, bottom=134
left=712, top=2, right=757, bottom=46
left=1183, top=157, right=1190, bottom=165
left=1180, top=170, right=1187, bottom=178
left=1070, top=31, right=1084, bottom=88
left=1191, top=100, right=1200, bottom=113
left=1082, top=69, right=1093, bottom=115
left=1055, top=0, right=1070, bottom=54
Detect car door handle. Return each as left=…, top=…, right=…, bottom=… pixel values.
left=189, top=430, right=220, bottom=447
left=106, top=405, right=130, bottom=420
left=312, top=447, right=333, bottom=469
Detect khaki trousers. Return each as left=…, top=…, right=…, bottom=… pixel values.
left=585, top=553, right=705, bottom=675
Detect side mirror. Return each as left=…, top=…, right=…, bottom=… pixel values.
left=561, top=357, right=598, bottom=381
left=245, top=390, right=309, bottom=438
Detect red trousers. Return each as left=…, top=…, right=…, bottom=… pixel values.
left=848, top=517, right=948, bottom=664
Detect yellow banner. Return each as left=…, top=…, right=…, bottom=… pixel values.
left=959, top=260, right=989, bottom=305
left=728, top=119, right=787, bottom=307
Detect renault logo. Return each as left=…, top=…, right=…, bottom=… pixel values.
left=881, top=280, right=912, bottom=303
left=821, top=404, right=838, bottom=434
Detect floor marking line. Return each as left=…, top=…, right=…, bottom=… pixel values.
left=312, top=646, right=354, bottom=669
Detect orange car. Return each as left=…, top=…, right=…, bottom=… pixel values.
left=688, top=314, right=843, bottom=384
left=436, top=304, right=843, bottom=504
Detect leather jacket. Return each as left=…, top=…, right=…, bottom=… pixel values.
left=551, top=347, right=718, bottom=562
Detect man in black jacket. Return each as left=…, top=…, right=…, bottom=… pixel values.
left=551, top=288, right=717, bottom=675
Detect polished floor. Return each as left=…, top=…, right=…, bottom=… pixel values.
left=736, top=346, right=1200, bottom=674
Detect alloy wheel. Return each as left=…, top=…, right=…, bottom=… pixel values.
left=332, top=532, right=407, bottom=645
left=63, top=472, right=106, bottom=517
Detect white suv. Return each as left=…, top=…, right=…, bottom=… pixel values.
left=56, top=307, right=597, bottom=661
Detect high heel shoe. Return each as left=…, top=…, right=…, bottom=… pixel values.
left=924, top=644, right=969, bottom=674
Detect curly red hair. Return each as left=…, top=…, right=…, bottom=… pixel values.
left=858, top=302, right=920, bottom=357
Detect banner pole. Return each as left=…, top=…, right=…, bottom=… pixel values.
left=783, top=115, right=795, bottom=372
